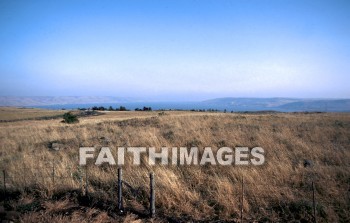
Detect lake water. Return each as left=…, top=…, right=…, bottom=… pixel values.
left=35, top=101, right=230, bottom=111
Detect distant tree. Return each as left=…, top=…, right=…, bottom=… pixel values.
left=92, top=106, right=98, bottom=111
left=119, top=106, right=127, bottom=111
left=108, top=106, right=114, bottom=111
left=143, top=106, right=152, bottom=111
left=135, top=108, right=141, bottom=111
left=62, top=112, right=79, bottom=124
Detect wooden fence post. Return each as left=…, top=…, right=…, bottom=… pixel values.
left=117, top=167, right=123, bottom=212
left=150, top=172, right=155, bottom=217
left=2, top=170, right=6, bottom=204
left=312, top=181, right=317, bottom=223
left=52, top=159, right=55, bottom=188
left=241, top=176, right=244, bottom=223
left=85, top=165, right=88, bottom=195
left=78, top=166, right=83, bottom=195
left=23, top=166, right=27, bottom=190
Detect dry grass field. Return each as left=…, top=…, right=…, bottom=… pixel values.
left=0, top=108, right=349, bottom=222
left=0, top=107, right=67, bottom=122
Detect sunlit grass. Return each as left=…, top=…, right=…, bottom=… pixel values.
left=0, top=108, right=349, bottom=222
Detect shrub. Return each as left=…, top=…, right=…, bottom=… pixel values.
left=158, top=111, right=166, bottom=116
left=62, top=112, right=79, bottom=123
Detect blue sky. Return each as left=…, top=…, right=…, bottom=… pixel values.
left=0, top=0, right=349, bottom=101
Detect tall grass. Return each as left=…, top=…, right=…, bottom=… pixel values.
left=0, top=111, right=349, bottom=222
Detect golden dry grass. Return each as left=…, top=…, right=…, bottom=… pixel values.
left=0, top=107, right=67, bottom=121
left=0, top=108, right=349, bottom=222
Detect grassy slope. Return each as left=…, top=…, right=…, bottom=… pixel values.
left=0, top=109, right=349, bottom=222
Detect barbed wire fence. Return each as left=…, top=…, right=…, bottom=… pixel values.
left=1, top=158, right=155, bottom=217
left=1, top=162, right=349, bottom=222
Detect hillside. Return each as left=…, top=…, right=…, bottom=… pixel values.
left=2, top=97, right=350, bottom=112
left=0, top=96, right=131, bottom=107
left=0, top=109, right=349, bottom=222
left=203, top=97, right=350, bottom=112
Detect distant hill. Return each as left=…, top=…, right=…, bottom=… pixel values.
left=277, top=99, right=350, bottom=112
left=202, top=98, right=350, bottom=112
left=0, top=96, right=131, bottom=107
left=1, top=96, right=350, bottom=112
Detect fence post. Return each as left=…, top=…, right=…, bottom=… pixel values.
left=52, top=159, right=55, bottom=188
left=150, top=172, right=155, bottom=217
left=312, top=181, right=317, bottom=223
left=2, top=170, right=6, bottom=204
left=78, top=166, right=83, bottom=195
left=241, top=176, right=244, bottom=223
left=85, top=165, right=88, bottom=195
left=23, top=166, right=27, bottom=190
left=117, top=167, right=123, bottom=212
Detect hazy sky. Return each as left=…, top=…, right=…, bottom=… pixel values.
left=0, top=0, right=349, bottom=101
